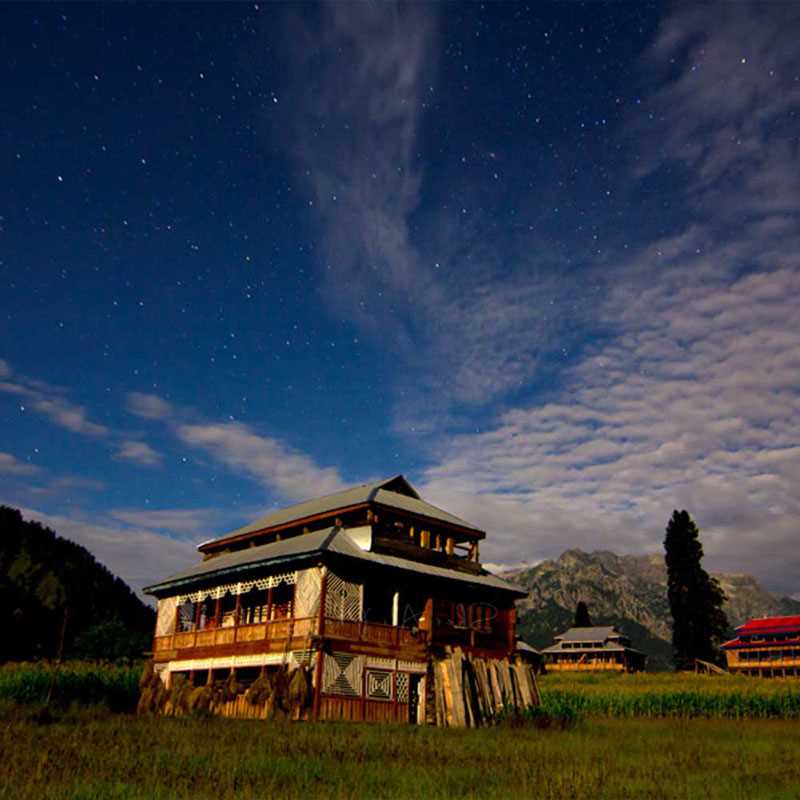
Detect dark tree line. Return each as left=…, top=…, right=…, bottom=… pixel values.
left=664, top=510, right=729, bottom=670
left=0, top=506, right=155, bottom=661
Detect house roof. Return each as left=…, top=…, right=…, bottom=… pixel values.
left=554, top=626, right=620, bottom=642
left=200, top=475, right=483, bottom=551
left=144, top=526, right=523, bottom=598
left=542, top=643, right=645, bottom=656
left=722, top=615, right=800, bottom=650
left=734, top=615, right=800, bottom=635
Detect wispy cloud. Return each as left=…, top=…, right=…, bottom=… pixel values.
left=0, top=369, right=108, bottom=437
left=109, top=507, right=220, bottom=537
left=421, top=3, right=800, bottom=595
left=0, top=451, right=39, bottom=476
left=125, top=391, right=346, bottom=501
left=282, top=4, right=595, bottom=417
left=176, top=422, right=345, bottom=500
left=14, top=505, right=199, bottom=599
left=116, top=440, right=162, bottom=467
left=126, top=392, right=174, bottom=421
left=285, top=1, right=435, bottom=330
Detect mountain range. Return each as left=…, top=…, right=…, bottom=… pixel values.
left=506, top=549, right=800, bottom=670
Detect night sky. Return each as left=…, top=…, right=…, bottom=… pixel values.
left=2, top=2, right=799, bottom=598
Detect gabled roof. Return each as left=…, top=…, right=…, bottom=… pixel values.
left=144, top=526, right=522, bottom=598
left=200, top=475, right=483, bottom=552
left=555, top=626, right=619, bottom=642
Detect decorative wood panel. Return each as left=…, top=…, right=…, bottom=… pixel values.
left=294, top=568, right=322, bottom=618
left=366, top=669, right=392, bottom=701
left=322, top=652, right=363, bottom=697
left=325, top=572, right=362, bottom=621
left=156, top=597, right=177, bottom=637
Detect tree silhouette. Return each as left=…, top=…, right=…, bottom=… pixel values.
left=574, top=601, right=592, bottom=627
left=664, top=510, right=728, bottom=670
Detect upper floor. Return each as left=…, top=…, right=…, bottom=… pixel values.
left=196, top=476, right=485, bottom=574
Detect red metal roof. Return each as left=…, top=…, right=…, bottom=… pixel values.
left=723, top=637, right=800, bottom=650
left=734, top=615, right=800, bottom=635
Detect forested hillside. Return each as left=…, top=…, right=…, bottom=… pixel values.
left=0, top=506, right=154, bottom=661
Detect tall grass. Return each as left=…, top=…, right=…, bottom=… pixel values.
left=0, top=661, right=141, bottom=712
left=539, top=671, right=800, bottom=719
left=0, top=715, right=799, bottom=799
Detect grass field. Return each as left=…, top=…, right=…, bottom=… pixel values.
left=2, top=664, right=800, bottom=799
left=1, top=714, right=800, bottom=799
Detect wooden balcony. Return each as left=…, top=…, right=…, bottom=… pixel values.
left=545, top=660, right=626, bottom=672
left=325, top=618, right=427, bottom=653
left=153, top=617, right=427, bottom=662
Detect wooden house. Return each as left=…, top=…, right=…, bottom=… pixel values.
left=721, top=615, right=800, bottom=677
left=143, top=475, right=539, bottom=725
left=541, top=625, right=646, bottom=672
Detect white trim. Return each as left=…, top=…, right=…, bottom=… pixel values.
left=175, top=571, right=297, bottom=605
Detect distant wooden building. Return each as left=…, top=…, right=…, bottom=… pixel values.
left=722, top=615, right=800, bottom=677
left=515, top=639, right=544, bottom=673
left=144, top=475, right=539, bottom=725
left=542, top=625, right=646, bottom=672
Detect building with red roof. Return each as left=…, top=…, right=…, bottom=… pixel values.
left=721, top=615, right=800, bottom=677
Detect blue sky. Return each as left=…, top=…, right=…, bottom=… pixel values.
left=2, top=2, right=799, bottom=597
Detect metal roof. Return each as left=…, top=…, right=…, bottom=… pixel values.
left=542, top=643, right=645, bottom=656
left=201, top=475, right=482, bottom=550
left=555, top=626, right=619, bottom=642
left=144, top=526, right=524, bottom=598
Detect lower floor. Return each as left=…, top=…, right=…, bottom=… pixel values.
left=544, top=651, right=646, bottom=673
left=143, top=646, right=539, bottom=726
left=728, top=665, right=800, bottom=678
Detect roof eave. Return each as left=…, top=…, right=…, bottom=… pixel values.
left=143, top=550, right=321, bottom=597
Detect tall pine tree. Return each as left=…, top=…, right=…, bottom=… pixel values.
left=574, top=601, right=592, bottom=627
left=664, top=510, right=729, bottom=669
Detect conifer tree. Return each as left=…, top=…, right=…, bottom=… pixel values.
left=574, top=600, right=592, bottom=627
left=664, top=510, right=728, bottom=669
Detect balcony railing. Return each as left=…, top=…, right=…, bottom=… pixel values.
left=153, top=616, right=426, bottom=656
left=324, top=618, right=426, bottom=648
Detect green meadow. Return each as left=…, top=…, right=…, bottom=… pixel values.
left=2, top=663, right=800, bottom=799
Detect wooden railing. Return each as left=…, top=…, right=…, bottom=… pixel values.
left=154, top=616, right=317, bottom=654
left=324, top=618, right=426, bottom=648
left=154, top=616, right=425, bottom=655
left=545, top=661, right=625, bottom=672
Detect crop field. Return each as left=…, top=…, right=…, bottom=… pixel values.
left=538, top=671, right=800, bottom=719
left=2, top=664, right=800, bottom=799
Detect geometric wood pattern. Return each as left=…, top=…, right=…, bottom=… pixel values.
left=294, top=567, right=322, bottom=618
left=156, top=597, right=177, bottom=636
left=366, top=669, right=392, bottom=701
left=323, top=652, right=363, bottom=697
left=325, top=571, right=361, bottom=621
left=396, top=671, right=409, bottom=704
left=175, top=571, right=297, bottom=605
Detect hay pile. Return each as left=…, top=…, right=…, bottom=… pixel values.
left=136, top=661, right=168, bottom=715
left=137, top=662, right=314, bottom=719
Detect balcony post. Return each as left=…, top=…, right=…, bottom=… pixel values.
left=312, top=567, right=328, bottom=720
left=234, top=593, right=241, bottom=642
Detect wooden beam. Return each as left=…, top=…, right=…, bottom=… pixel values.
left=312, top=568, right=328, bottom=720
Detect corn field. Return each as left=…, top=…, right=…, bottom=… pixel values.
left=538, top=672, right=800, bottom=719
left=0, top=661, right=141, bottom=712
